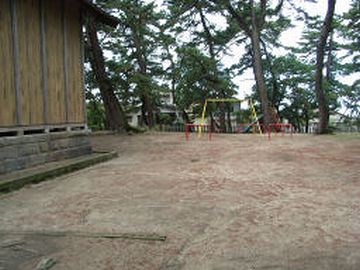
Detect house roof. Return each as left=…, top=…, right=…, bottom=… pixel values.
left=82, top=0, right=120, bottom=28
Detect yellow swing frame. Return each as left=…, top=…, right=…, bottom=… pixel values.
left=199, top=98, right=262, bottom=135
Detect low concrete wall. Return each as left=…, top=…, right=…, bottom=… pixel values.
left=0, top=131, right=92, bottom=175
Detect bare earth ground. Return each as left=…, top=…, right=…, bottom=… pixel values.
left=0, top=133, right=359, bottom=270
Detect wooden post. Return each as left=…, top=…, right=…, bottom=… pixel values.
left=39, top=0, right=49, bottom=124
left=80, top=10, right=87, bottom=125
left=10, top=0, right=21, bottom=125
left=62, top=0, right=69, bottom=124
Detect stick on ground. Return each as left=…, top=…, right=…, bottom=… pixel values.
left=0, top=230, right=166, bottom=242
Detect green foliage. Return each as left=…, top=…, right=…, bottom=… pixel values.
left=340, top=0, right=360, bottom=73
left=175, top=47, right=236, bottom=111
left=164, top=0, right=238, bottom=118
left=84, top=0, right=359, bottom=132
left=341, top=80, right=360, bottom=119
left=86, top=92, right=106, bottom=131
left=94, top=0, right=168, bottom=127
left=158, top=113, right=173, bottom=125
left=338, top=0, right=360, bottom=120
left=235, top=109, right=252, bottom=124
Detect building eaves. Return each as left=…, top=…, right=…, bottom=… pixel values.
left=82, top=0, right=120, bottom=28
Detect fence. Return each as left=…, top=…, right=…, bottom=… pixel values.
left=159, top=122, right=360, bottom=134
left=298, top=124, right=360, bottom=134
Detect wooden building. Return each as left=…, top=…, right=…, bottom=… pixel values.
left=0, top=0, right=119, bottom=174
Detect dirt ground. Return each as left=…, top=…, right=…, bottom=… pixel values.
left=0, top=132, right=359, bottom=270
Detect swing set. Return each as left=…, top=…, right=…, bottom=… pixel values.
left=185, top=98, right=294, bottom=141
left=198, top=98, right=263, bottom=136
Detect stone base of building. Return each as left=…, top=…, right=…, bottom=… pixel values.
left=0, top=130, right=92, bottom=175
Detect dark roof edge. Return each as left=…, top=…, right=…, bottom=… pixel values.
left=82, top=0, right=120, bottom=28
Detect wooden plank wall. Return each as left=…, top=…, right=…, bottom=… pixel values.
left=0, top=0, right=86, bottom=128
left=16, top=0, right=43, bottom=125
left=0, top=0, right=17, bottom=126
left=65, top=0, right=85, bottom=123
left=44, top=0, right=66, bottom=124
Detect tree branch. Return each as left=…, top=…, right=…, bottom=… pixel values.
left=225, top=0, right=251, bottom=36
left=259, top=0, right=267, bottom=28
left=198, top=7, right=215, bottom=58
left=274, top=0, right=284, bottom=15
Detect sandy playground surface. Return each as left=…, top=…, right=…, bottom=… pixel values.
left=0, top=132, right=359, bottom=270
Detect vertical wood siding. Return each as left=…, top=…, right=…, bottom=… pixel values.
left=44, top=0, right=66, bottom=124
left=0, top=0, right=86, bottom=127
left=0, top=0, right=17, bottom=126
left=65, top=0, right=84, bottom=123
left=17, top=0, right=43, bottom=125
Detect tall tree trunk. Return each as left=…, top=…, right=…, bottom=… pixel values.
left=315, top=0, right=336, bottom=134
left=226, top=105, right=232, bottom=133
left=198, top=8, right=215, bottom=59
left=250, top=2, right=272, bottom=126
left=326, top=32, right=334, bottom=81
left=305, top=110, right=309, bottom=133
left=219, top=102, right=226, bottom=132
left=165, top=46, right=177, bottom=105
left=133, top=32, right=154, bottom=128
left=198, top=7, right=226, bottom=132
left=260, top=39, right=280, bottom=111
left=225, top=0, right=274, bottom=127
left=210, top=112, right=216, bottom=132
left=182, top=110, right=190, bottom=124
left=86, top=16, right=128, bottom=132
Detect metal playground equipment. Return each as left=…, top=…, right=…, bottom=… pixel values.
left=199, top=98, right=262, bottom=136
left=184, top=98, right=294, bottom=141
left=267, top=123, right=294, bottom=140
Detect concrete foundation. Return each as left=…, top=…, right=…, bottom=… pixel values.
left=0, top=131, right=92, bottom=175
